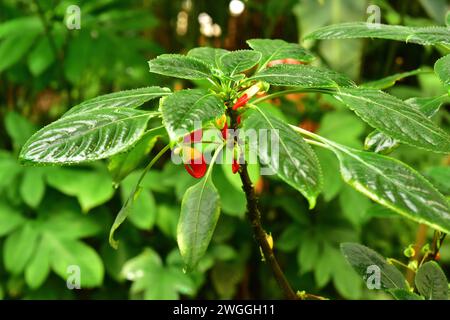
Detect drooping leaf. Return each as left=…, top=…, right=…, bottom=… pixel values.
left=361, top=69, right=425, bottom=90
left=20, top=109, right=157, bottom=164
left=177, top=175, right=221, bottom=271
left=305, top=22, right=450, bottom=46
left=160, top=89, right=224, bottom=141
left=108, top=127, right=165, bottom=184
left=335, top=88, right=450, bottom=153
left=435, top=54, right=450, bottom=93
left=340, top=243, right=407, bottom=290
left=187, top=47, right=229, bottom=68
left=328, top=142, right=450, bottom=233
left=250, top=64, right=354, bottom=87
left=247, top=38, right=315, bottom=69
left=64, top=86, right=171, bottom=116
left=148, top=54, right=212, bottom=80
left=244, top=108, right=322, bottom=208
left=218, top=50, right=261, bottom=75
left=415, top=261, right=449, bottom=300
left=364, top=95, right=446, bottom=154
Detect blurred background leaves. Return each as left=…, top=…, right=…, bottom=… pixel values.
left=0, top=0, right=449, bottom=300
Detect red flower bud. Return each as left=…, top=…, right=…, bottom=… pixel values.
left=184, top=129, right=203, bottom=143
left=237, top=115, right=242, bottom=125
left=232, top=94, right=249, bottom=110
left=221, top=122, right=228, bottom=140
left=182, top=147, right=207, bottom=179
left=232, top=158, right=240, bottom=174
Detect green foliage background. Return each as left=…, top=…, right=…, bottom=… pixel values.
left=0, top=0, right=449, bottom=299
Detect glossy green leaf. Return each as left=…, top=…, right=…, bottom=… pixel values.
left=244, top=108, right=322, bottom=208
left=187, top=47, right=229, bottom=68
left=415, top=261, right=449, bottom=300
left=64, top=86, right=171, bottom=116
left=4, top=223, right=39, bottom=275
left=160, top=89, right=224, bottom=141
left=218, top=50, right=261, bottom=75
left=178, top=156, right=221, bottom=271
left=340, top=243, right=407, bottom=290
left=305, top=22, right=450, bottom=46
left=435, top=54, right=450, bottom=92
left=335, top=88, right=450, bottom=153
left=361, top=69, right=424, bottom=90
left=250, top=64, right=354, bottom=87
left=108, top=127, right=164, bottom=184
left=20, top=109, right=157, bottom=164
left=329, top=143, right=450, bottom=233
left=247, top=38, right=315, bottom=69
left=148, top=54, right=212, bottom=80
left=364, top=95, right=446, bottom=154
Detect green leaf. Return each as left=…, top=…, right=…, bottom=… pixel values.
left=148, top=54, right=212, bottom=80
left=20, top=168, right=46, bottom=209
left=305, top=22, right=450, bottom=46
left=0, top=33, right=37, bottom=72
left=218, top=50, right=261, bottom=75
left=4, top=223, right=39, bottom=275
left=364, top=95, right=445, bottom=154
left=339, top=184, right=371, bottom=226
left=64, top=86, right=171, bottom=116
left=46, top=168, right=114, bottom=212
left=435, top=54, right=450, bottom=93
left=0, top=202, right=26, bottom=236
left=244, top=108, right=322, bottom=208
left=425, top=166, right=450, bottom=194
left=178, top=176, right=221, bottom=271
left=388, top=289, right=424, bottom=300
left=328, top=143, right=450, bottom=233
left=415, top=261, right=449, bottom=300
left=27, top=37, right=56, bottom=76
left=122, top=248, right=195, bottom=299
left=298, top=238, right=320, bottom=274
left=120, top=173, right=157, bottom=230
left=160, top=89, right=224, bottom=141
left=187, top=47, right=229, bottom=68
left=361, top=69, right=424, bottom=90
left=20, top=109, right=157, bottom=164
left=247, top=38, right=315, bottom=70
left=340, top=243, right=407, bottom=290
left=25, top=239, right=51, bottom=289
left=335, top=88, right=450, bottom=153
left=251, top=64, right=354, bottom=87
left=0, top=16, right=43, bottom=39
left=108, top=127, right=164, bottom=184
left=48, top=236, right=104, bottom=288
left=5, top=111, right=37, bottom=150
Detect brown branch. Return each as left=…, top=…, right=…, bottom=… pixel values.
left=237, top=161, right=298, bottom=300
